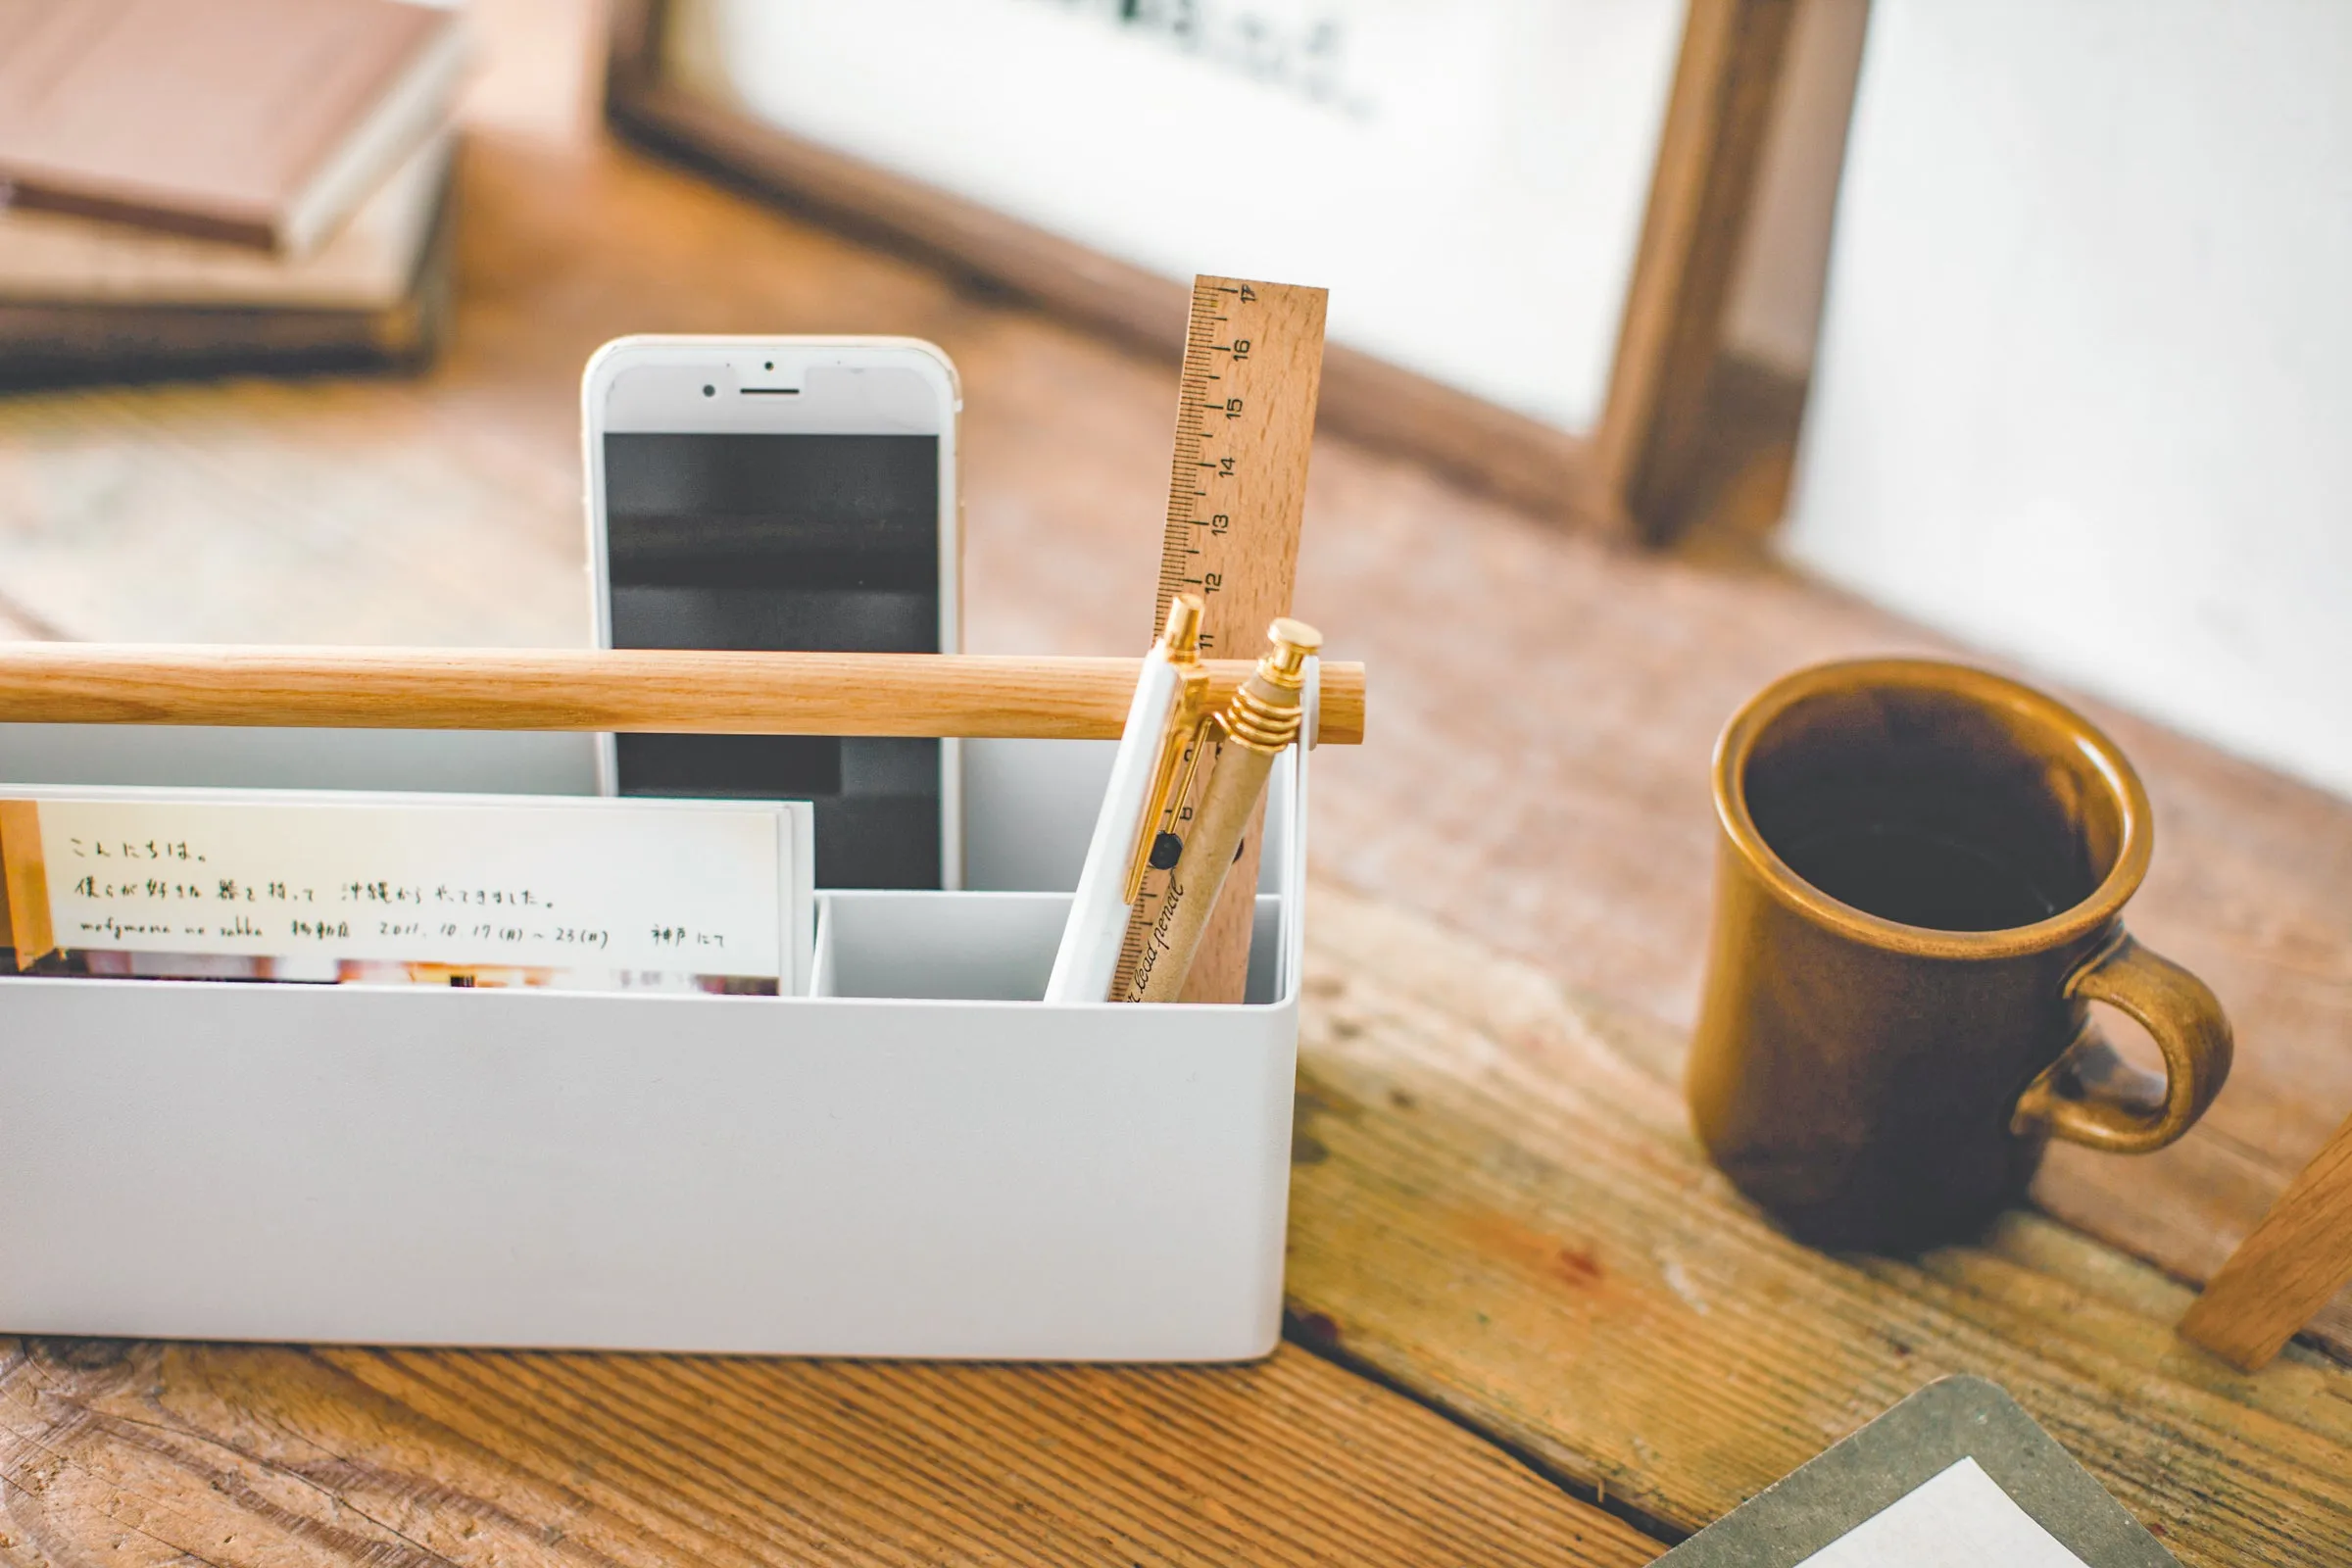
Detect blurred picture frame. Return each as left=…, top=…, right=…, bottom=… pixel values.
left=604, top=0, right=1803, bottom=543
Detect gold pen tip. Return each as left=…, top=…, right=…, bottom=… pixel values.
left=1263, top=618, right=1322, bottom=681
left=1160, top=594, right=1205, bottom=657
left=1268, top=617, right=1323, bottom=652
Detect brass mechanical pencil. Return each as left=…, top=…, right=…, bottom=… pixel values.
left=1121, top=617, right=1321, bottom=1004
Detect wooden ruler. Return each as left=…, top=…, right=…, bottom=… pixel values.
left=1115, top=275, right=1328, bottom=1004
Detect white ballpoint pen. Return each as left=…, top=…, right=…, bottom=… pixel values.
left=1043, top=594, right=1211, bottom=1004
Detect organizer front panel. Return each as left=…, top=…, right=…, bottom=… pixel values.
left=0, top=978, right=1295, bottom=1357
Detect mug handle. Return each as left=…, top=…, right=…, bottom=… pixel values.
left=2012, top=931, right=2234, bottom=1154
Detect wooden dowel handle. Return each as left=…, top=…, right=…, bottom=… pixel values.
left=0, top=646, right=1367, bottom=746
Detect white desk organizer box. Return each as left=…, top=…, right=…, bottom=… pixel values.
left=0, top=720, right=1308, bottom=1360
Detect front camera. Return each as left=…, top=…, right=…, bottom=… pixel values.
left=702, top=385, right=715, bottom=397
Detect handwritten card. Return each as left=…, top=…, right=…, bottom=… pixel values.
left=0, top=786, right=813, bottom=994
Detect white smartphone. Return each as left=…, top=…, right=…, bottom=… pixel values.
left=583, top=335, right=962, bottom=890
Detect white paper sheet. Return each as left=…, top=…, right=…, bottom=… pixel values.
left=1795, top=1457, right=2091, bottom=1568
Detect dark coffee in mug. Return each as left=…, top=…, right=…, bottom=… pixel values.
left=1688, top=660, right=2232, bottom=1250
left=1740, top=699, right=2107, bottom=934
left=1774, top=824, right=2060, bottom=933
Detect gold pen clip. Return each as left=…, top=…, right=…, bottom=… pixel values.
left=1122, top=594, right=1214, bottom=905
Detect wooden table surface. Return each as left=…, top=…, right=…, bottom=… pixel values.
left=3, top=5, right=2349, bottom=1563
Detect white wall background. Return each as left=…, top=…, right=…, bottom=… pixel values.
left=669, top=0, right=1687, bottom=433
left=1786, top=0, right=2352, bottom=798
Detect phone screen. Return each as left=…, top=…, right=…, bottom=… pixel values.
left=604, top=431, right=942, bottom=889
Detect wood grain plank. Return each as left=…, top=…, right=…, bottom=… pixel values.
left=0, top=1339, right=1662, bottom=1568
left=1286, top=885, right=2352, bottom=1565
left=0, top=379, right=587, bottom=648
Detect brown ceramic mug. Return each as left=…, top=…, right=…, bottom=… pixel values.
left=1688, top=659, right=2233, bottom=1250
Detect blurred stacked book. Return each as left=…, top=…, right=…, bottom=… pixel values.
left=0, top=0, right=467, bottom=385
